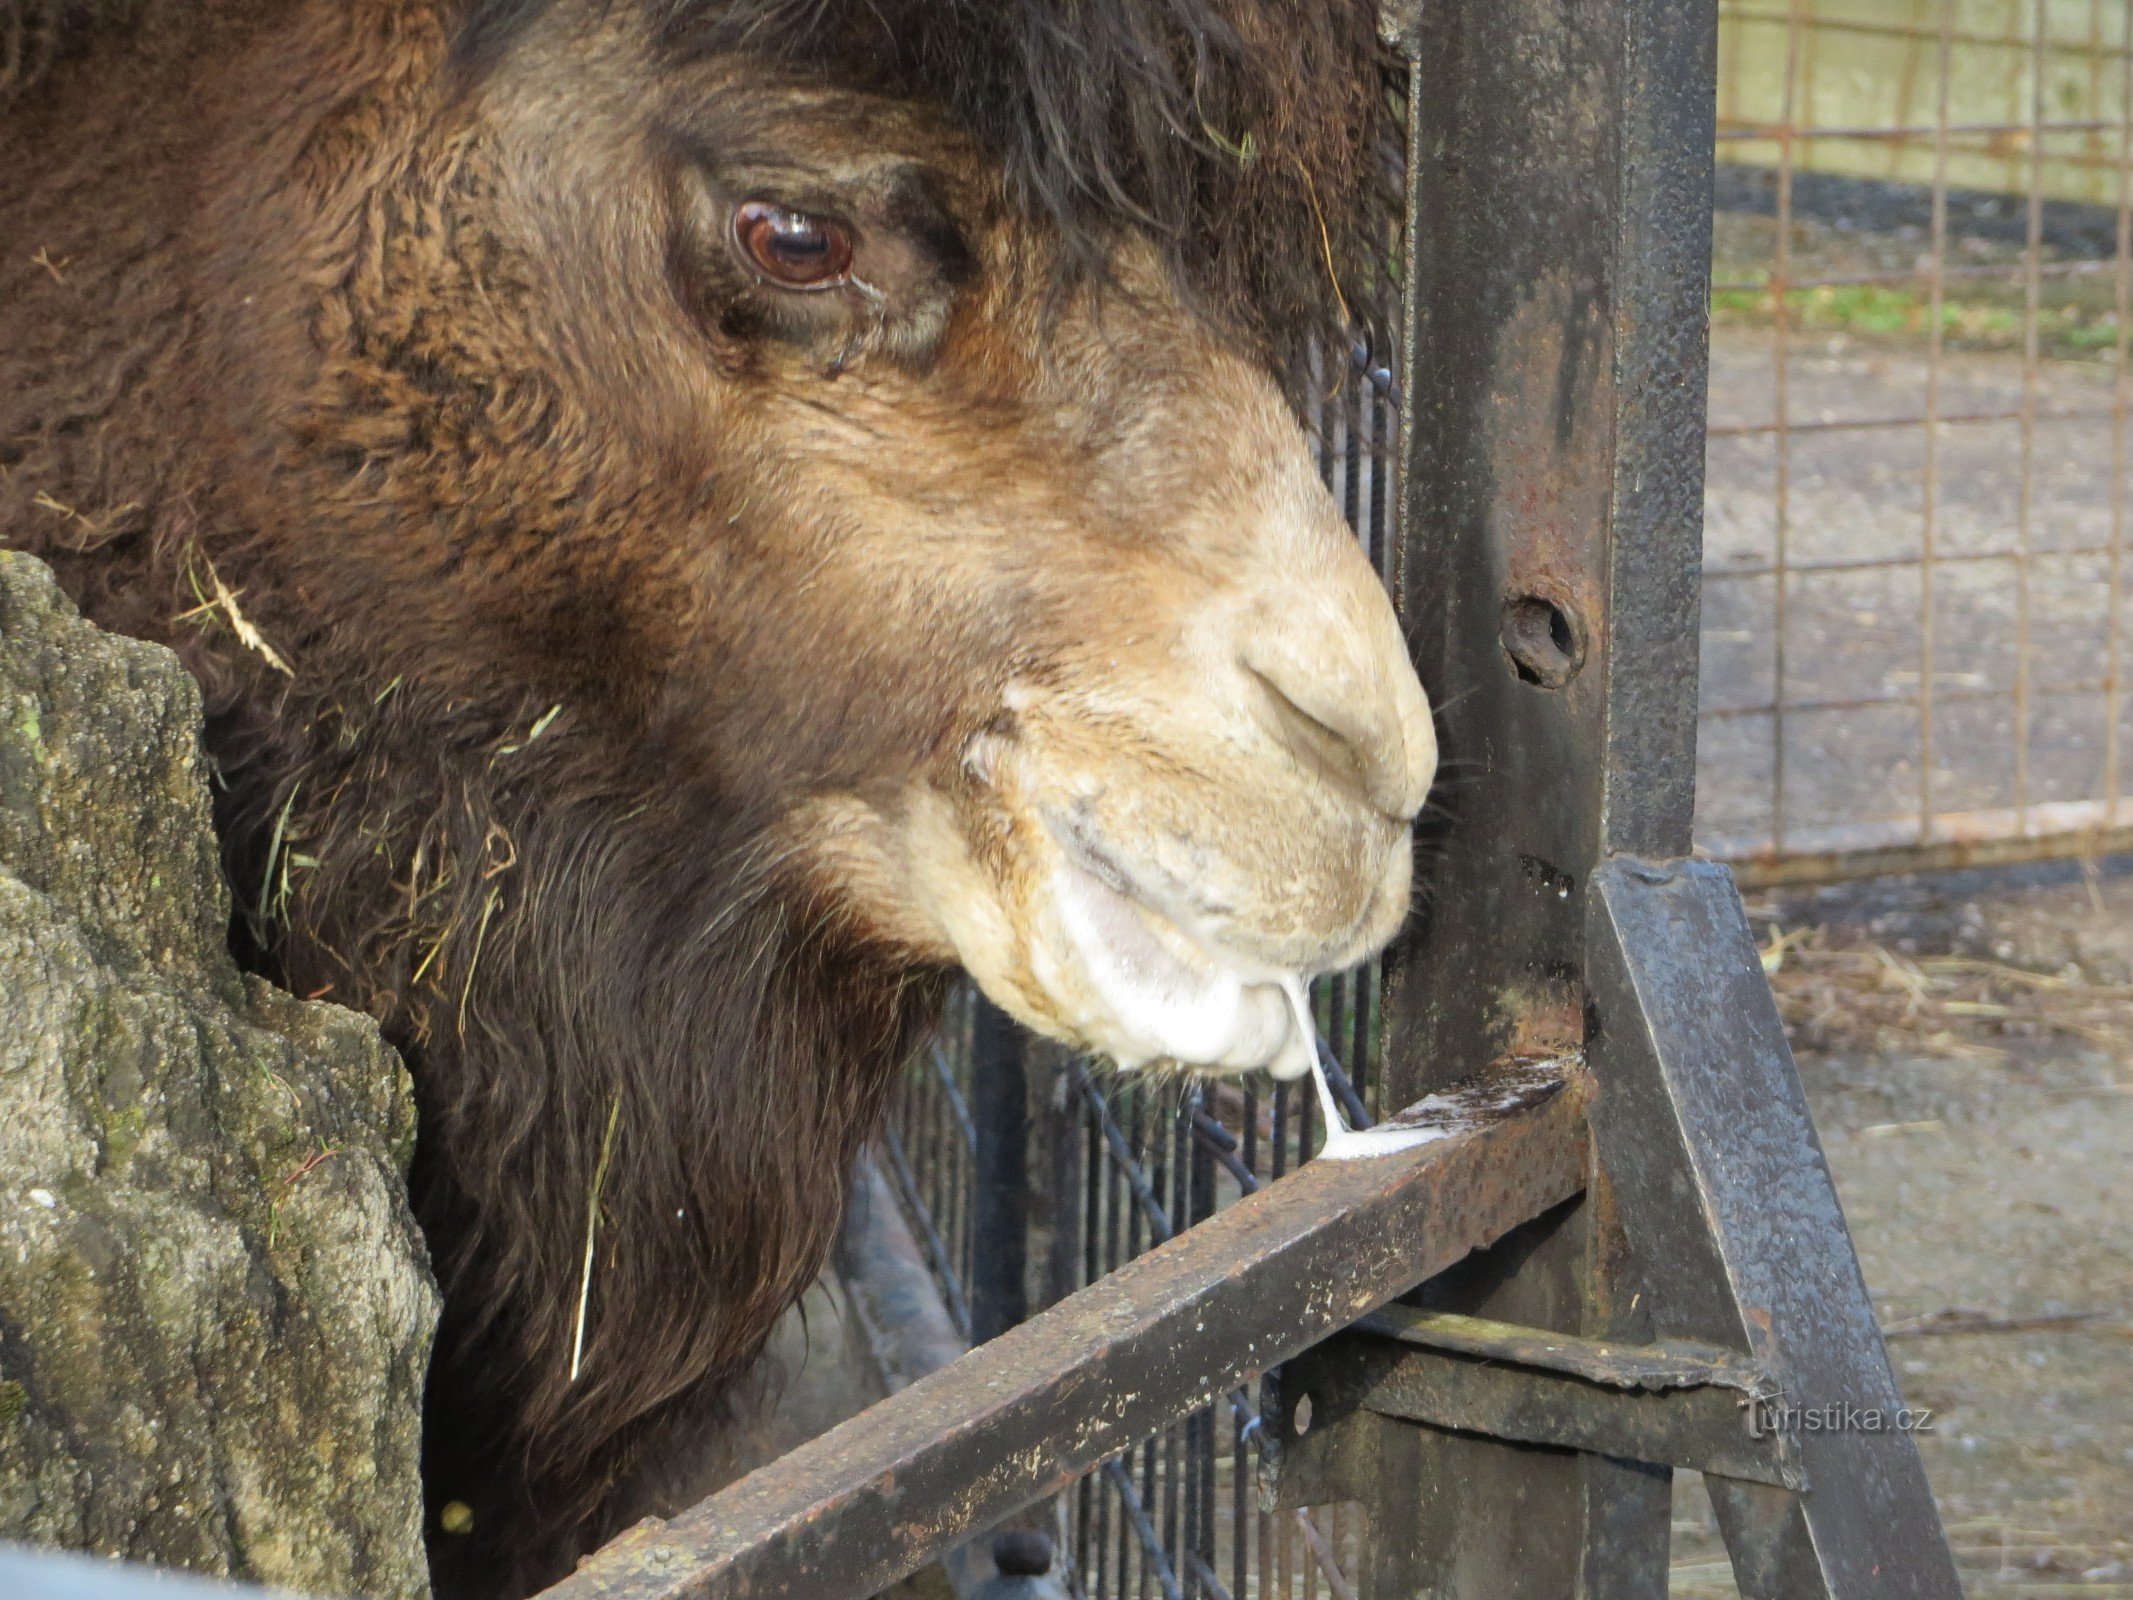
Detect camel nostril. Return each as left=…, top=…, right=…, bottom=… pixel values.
left=1225, top=507, right=1438, bottom=821
left=1237, top=652, right=1433, bottom=827
left=1224, top=526, right=1436, bottom=821
left=1242, top=642, right=1434, bottom=823
left=1249, top=664, right=1374, bottom=796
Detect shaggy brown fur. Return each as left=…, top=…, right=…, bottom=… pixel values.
left=0, top=2, right=1401, bottom=1594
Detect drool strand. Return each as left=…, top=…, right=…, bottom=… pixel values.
left=1280, top=978, right=1441, bottom=1160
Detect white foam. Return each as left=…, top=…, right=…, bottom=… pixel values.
left=1280, top=978, right=1443, bottom=1160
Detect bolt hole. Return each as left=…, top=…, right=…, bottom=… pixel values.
left=1500, top=594, right=1585, bottom=689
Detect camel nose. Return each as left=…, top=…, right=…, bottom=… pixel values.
left=1240, top=565, right=1436, bottom=822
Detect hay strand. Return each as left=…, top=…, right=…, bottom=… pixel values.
left=568, top=1092, right=623, bottom=1384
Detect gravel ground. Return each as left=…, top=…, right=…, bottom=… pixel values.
left=1668, top=859, right=2133, bottom=1596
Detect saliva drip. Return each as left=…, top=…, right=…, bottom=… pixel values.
left=1281, top=978, right=1442, bottom=1160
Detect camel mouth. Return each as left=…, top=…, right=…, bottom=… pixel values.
left=1031, top=840, right=1318, bottom=1079
left=877, top=781, right=1402, bottom=1080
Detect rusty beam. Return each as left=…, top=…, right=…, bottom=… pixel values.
left=539, top=1057, right=1590, bottom=1600
left=1269, top=1317, right=1803, bottom=1499
left=1726, top=825, right=2133, bottom=893
left=1355, top=1305, right=1774, bottom=1396
left=1587, top=856, right=1963, bottom=1594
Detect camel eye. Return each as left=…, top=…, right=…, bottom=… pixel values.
left=734, top=200, right=853, bottom=290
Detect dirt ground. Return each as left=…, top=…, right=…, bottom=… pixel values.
left=1667, top=857, right=2133, bottom=1595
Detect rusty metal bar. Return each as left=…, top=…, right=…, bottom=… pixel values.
left=2111, top=0, right=2133, bottom=831
left=1372, top=0, right=1716, bottom=1582
left=1587, top=856, right=1962, bottom=1593
left=1353, top=1305, right=1773, bottom=1395
left=1707, top=402, right=2125, bottom=438
left=539, top=1059, right=1589, bottom=1600
left=1918, top=0, right=1955, bottom=921
left=1770, top=0, right=1802, bottom=855
left=1269, top=1316, right=1802, bottom=1497
left=1719, top=116, right=2119, bottom=141
left=2016, top=0, right=2049, bottom=833
left=1707, top=544, right=2116, bottom=578
left=1703, top=683, right=2113, bottom=721
left=1712, top=253, right=2130, bottom=290
left=1719, top=3, right=2133, bottom=57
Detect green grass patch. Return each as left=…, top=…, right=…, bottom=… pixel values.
left=1712, top=280, right=2124, bottom=360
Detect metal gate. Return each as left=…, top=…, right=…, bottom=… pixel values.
left=541, top=1, right=1967, bottom=1596
left=1699, top=0, right=2133, bottom=886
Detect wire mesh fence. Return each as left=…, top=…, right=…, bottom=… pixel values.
left=883, top=971, right=1388, bottom=1600
left=1700, top=0, right=2133, bottom=884
left=876, top=347, right=1402, bottom=1599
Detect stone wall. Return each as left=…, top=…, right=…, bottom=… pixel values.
left=0, top=551, right=438, bottom=1599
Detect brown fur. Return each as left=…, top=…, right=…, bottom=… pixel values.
left=0, top=3, right=1403, bottom=1593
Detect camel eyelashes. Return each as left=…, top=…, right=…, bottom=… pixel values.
left=732, top=200, right=854, bottom=290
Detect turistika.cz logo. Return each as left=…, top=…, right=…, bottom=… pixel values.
left=1744, top=1399, right=1935, bottom=1438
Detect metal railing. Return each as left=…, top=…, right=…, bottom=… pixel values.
left=1700, top=0, right=2133, bottom=884
left=540, top=1038, right=1591, bottom=1600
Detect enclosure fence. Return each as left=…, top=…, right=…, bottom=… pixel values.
left=1700, top=0, right=2133, bottom=885
left=886, top=987, right=1385, bottom=1600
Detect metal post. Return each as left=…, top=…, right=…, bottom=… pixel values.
left=1372, top=0, right=1715, bottom=1588
left=1585, top=860, right=1964, bottom=1596
left=1368, top=0, right=1963, bottom=1587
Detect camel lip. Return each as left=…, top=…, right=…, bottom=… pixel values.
left=1036, top=808, right=1281, bottom=981
left=1042, top=855, right=1311, bottom=1076
left=1036, top=803, right=1393, bottom=985
left=1032, top=818, right=1315, bottom=1078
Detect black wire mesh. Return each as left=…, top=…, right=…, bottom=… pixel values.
left=884, top=971, right=1388, bottom=1600
left=879, top=346, right=1402, bottom=1599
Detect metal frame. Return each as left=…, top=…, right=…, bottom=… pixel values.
left=539, top=1, right=1966, bottom=1595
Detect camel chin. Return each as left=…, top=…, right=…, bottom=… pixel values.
left=1028, top=855, right=1318, bottom=1079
